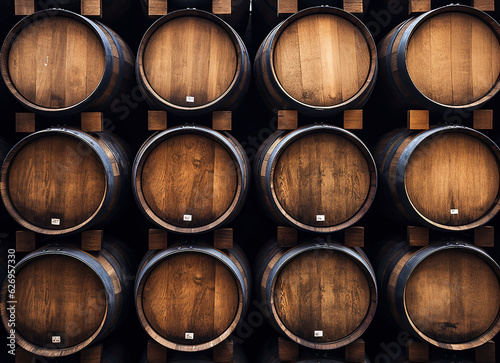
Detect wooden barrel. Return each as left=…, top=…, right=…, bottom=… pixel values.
left=0, top=127, right=131, bottom=235
left=254, top=124, right=377, bottom=233
left=373, top=125, right=500, bottom=231
left=0, top=239, right=134, bottom=357
left=378, top=4, right=500, bottom=113
left=376, top=238, right=500, bottom=350
left=254, top=6, right=377, bottom=117
left=135, top=242, right=251, bottom=351
left=1, top=9, right=134, bottom=117
left=136, top=9, right=251, bottom=116
left=255, top=239, right=377, bottom=349
left=133, top=125, right=249, bottom=234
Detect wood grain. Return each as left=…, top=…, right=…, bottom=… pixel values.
left=16, top=255, right=106, bottom=348
left=405, top=250, right=500, bottom=343
left=142, top=252, right=239, bottom=345
left=8, top=17, right=105, bottom=108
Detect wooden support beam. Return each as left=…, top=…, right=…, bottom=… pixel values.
left=149, top=229, right=168, bottom=250
left=214, top=228, right=233, bottom=250
left=81, top=0, right=103, bottom=18
left=343, top=110, right=363, bottom=130
left=81, top=230, right=103, bottom=251
left=277, top=110, right=298, bottom=130
left=344, top=226, right=364, bottom=248
left=16, top=231, right=36, bottom=252
left=473, top=110, right=493, bottom=130
left=407, top=226, right=429, bottom=247
left=278, top=337, right=299, bottom=362
left=212, top=111, right=232, bottom=131
left=16, top=113, right=36, bottom=133
left=407, top=110, right=429, bottom=130
left=15, top=0, right=35, bottom=16
left=148, top=110, right=167, bottom=131
left=474, top=226, right=494, bottom=248
left=213, top=339, right=233, bottom=362
left=147, top=340, right=167, bottom=363
left=277, top=226, right=298, bottom=248
left=81, top=112, right=104, bottom=132
left=149, top=0, right=168, bottom=17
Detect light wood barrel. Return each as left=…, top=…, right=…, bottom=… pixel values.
left=254, top=6, right=377, bottom=117
left=1, top=9, right=134, bottom=117
left=133, top=125, right=250, bottom=234
left=254, top=124, right=377, bottom=233
left=0, top=127, right=130, bottom=235
left=135, top=242, right=251, bottom=351
left=136, top=9, right=251, bottom=116
left=255, top=239, right=377, bottom=349
left=0, top=239, right=134, bottom=357
left=376, top=239, right=500, bottom=350
left=378, top=4, right=500, bottom=112
left=373, top=125, right=500, bottom=231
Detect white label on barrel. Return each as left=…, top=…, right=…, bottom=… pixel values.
left=185, top=332, right=194, bottom=340
left=183, top=214, right=192, bottom=221
left=451, top=209, right=459, bottom=215
left=316, top=215, right=325, bottom=222
left=186, top=96, right=195, bottom=103
left=314, top=330, right=323, bottom=337
left=51, top=218, right=60, bottom=225
left=52, top=336, right=61, bottom=343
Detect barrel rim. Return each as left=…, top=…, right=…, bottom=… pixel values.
left=135, top=8, right=245, bottom=113
left=134, top=244, right=246, bottom=351
left=0, top=245, right=115, bottom=356
left=397, top=4, right=500, bottom=111
left=266, top=6, right=378, bottom=113
left=265, top=241, right=377, bottom=349
left=395, top=125, right=500, bottom=231
left=395, top=241, right=500, bottom=350
left=0, top=127, right=115, bottom=235
left=264, top=124, right=377, bottom=232
left=0, top=8, right=114, bottom=115
left=132, top=125, right=247, bottom=234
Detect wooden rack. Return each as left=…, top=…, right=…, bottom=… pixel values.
left=408, top=0, right=495, bottom=14
left=15, top=0, right=103, bottom=16
left=148, top=0, right=232, bottom=17
left=147, top=339, right=234, bottom=363
left=278, top=337, right=366, bottom=362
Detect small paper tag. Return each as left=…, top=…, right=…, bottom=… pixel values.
left=52, top=336, right=61, bottom=343
left=183, top=214, right=192, bottom=221
left=51, top=218, right=60, bottom=226
left=450, top=209, right=459, bottom=215
left=186, top=96, right=195, bottom=103
left=314, top=330, right=323, bottom=337
left=316, top=215, right=325, bottom=222
left=185, top=332, right=194, bottom=340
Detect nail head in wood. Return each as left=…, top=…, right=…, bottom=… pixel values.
left=147, top=340, right=167, bottom=363
left=16, top=230, right=36, bottom=252
left=344, top=226, right=364, bottom=247
left=476, top=340, right=495, bottom=363
left=214, top=228, right=233, bottom=250
left=277, top=110, right=298, bottom=130
left=474, top=226, right=494, bottom=248
left=343, top=0, right=364, bottom=14
left=212, top=111, right=232, bottom=131
left=277, top=0, right=298, bottom=15
left=212, top=0, right=232, bottom=15
left=277, top=226, right=298, bottom=248
left=278, top=337, right=299, bottom=362
left=15, top=346, right=35, bottom=363
left=149, top=229, right=168, bottom=250
left=407, top=110, right=429, bottom=130
left=148, top=0, right=168, bottom=17
left=14, top=0, right=35, bottom=16
left=16, top=113, right=36, bottom=133
left=81, top=343, right=103, bottom=363
left=473, top=0, right=495, bottom=12
left=81, top=112, right=104, bottom=132
left=345, top=339, right=365, bottom=362
left=408, top=0, right=431, bottom=15
left=81, top=0, right=103, bottom=18
left=407, top=339, right=429, bottom=362
left=148, top=110, right=168, bottom=131
left=343, top=109, right=363, bottom=129
left=407, top=226, right=429, bottom=247
left=81, top=230, right=103, bottom=251
left=473, top=110, right=493, bottom=130
left=213, top=339, right=233, bottom=362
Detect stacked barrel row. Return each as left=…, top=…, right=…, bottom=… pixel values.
left=0, top=0, right=499, bottom=362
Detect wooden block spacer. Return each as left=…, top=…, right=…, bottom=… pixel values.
left=148, top=110, right=168, bottom=131
left=407, top=226, right=429, bottom=247
left=343, top=110, right=363, bottom=130
left=147, top=340, right=167, bottom=363
left=343, top=0, right=364, bottom=14
left=473, top=110, right=493, bottom=130
left=408, top=0, right=431, bottom=15
left=345, top=339, right=365, bottom=362
left=407, top=110, right=429, bottom=130
left=214, top=228, right=233, bottom=250
left=213, top=111, right=232, bottom=131
left=278, top=337, right=299, bottom=362
left=277, top=226, right=298, bottom=248
left=407, top=339, right=429, bottom=362
left=81, top=230, right=103, bottom=251
left=344, top=226, right=364, bottom=248
left=149, top=229, right=168, bottom=250
left=81, top=0, right=103, bottom=18
left=474, top=226, right=494, bottom=248
left=473, top=0, right=495, bottom=12
left=476, top=340, right=495, bottom=363
left=16, top=230, right=36, bottom=252
left=277, top=110, right=298, bottom=130
left=148, top=0, right=168, bottom=17
left=14, top=0, right=35, bottom=16
left=81, top=112, right=104, bottom=132
left=80, top=343, right=103, bottom=363
left=277, top=0, right=298, bottom=15
left=16, top=113, right=36, bottom=133
left=213, top=339, right=233, bottom=362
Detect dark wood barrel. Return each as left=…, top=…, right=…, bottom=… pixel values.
left=0, top=127, right=131, bottom=235
left=373, top=125, right=500, bottom=231
left=376, top=238, right=500, bottom=350
left=254, top=6, right=377, bottom=117
left=135, top=242, right=251, bottom=351
left=0, top=238, right=134, bottom=357
left=133, top=125, right=249, bottom=234
left=378, top=4, right=500, bottom=113
left=136, top=9, right=251, bottom=116
left=255, top=238, right=377, bottom=349
left=1, top=9, right=134, bottom=117
left=254, top=124, right=377, bottom=233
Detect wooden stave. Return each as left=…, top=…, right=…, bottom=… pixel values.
left=376, top=239, right=500, bottom=350
left=0, top=238, right=134, bottom=357
left=132, top=125, right=250, bottom=234
left=134, top=241, right=251, bottom=352
left=377, top=4, right=500, bottom=113
left=254, top=124, right=377, bottom=233
left=0, top=127, right=131, bottom=235
left=254, top=239, right=378, bottom=350
left=136, top=9, right=251, bottom=117
left=374, top=125, right=500, bottom=231
left=0, top=9, right=134, bottom=117
left=253, top=6, right=378, bottom=118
